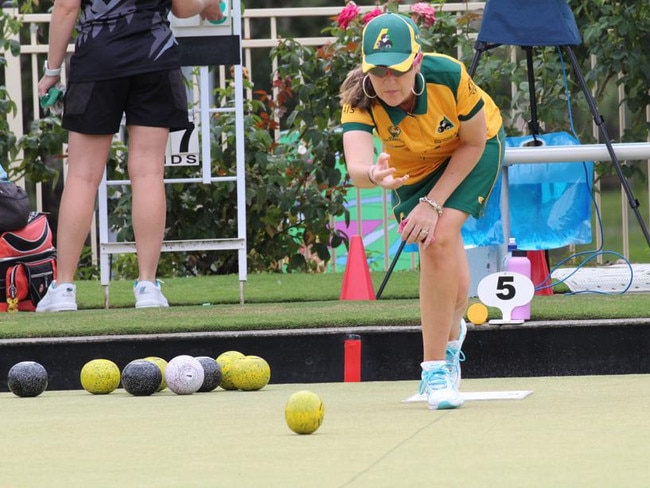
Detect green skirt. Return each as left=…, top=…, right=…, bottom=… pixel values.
left=391, top=127, right=505, bottom=222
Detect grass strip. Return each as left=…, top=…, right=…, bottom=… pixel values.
left=0, top=272, right=647, bottom=339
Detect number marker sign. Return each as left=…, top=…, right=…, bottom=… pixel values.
left=165, top=121, right=199, bottom=166
left=477, top=272, right=535, bottom=324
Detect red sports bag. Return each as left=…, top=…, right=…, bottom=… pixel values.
left=0, top=214, right=57, bottom=312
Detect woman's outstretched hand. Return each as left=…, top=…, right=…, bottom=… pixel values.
left=370, top=153, right=409, bottom=189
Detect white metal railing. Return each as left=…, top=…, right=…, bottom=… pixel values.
left=3, top=4, right=649, bottom=267
left=504, top=143, right=650, bottom=164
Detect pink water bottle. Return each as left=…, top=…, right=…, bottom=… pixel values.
left=506, top=240, right=532, bottom=320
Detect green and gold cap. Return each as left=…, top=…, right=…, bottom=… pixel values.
left=362, top=13, right=421, bottom=73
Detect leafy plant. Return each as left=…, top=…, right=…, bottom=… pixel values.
left=0, top=5, right=22, bottom=172
left=9, top=116, right=67, bottom=185
left=571, top=0, right=650, bottom=181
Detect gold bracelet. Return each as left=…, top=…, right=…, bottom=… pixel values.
left=367, top=166, right=378, bottom=186
left=418, top=196, right=443, bottom=216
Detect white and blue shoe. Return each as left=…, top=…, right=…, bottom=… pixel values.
left=134, top=280, right=169, bottom=308
left=446, top=319, right=467, bottom=389
left=418, top=361, right=463, bottom=410
left=35, top=281, right=78, bottom=312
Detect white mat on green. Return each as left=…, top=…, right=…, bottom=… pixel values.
left=402, top=390, right=533, bottom=403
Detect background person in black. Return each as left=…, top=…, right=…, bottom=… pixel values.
left=36, top=0, right=223, bottom=312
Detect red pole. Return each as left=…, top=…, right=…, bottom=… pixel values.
left=344, top=334, right=362, bottom=382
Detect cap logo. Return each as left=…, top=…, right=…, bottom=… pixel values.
left=373, top=29, right=393, bottom=51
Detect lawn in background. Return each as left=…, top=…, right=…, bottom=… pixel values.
left=0, top=272, right=648, bottom=340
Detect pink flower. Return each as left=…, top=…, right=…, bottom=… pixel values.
left=410, top=2, right=436, bottom=28
left=337, top=1, right=361, bottom=29
left=362, top=7, right=383, bottom=25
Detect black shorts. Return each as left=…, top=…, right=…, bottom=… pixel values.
left=62, top=70, right=190, bottom=135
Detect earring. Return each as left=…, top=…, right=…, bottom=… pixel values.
left=411, top=72, right=425, bottom=96
left=362, top=75, right=378, bottom=99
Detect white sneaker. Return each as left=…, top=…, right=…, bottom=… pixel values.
left=419, top=361, right=463, bottom=410
left=446, top=319, right=467, bottom=388
left=35, top=282, right=78, bottom=312
left=134, top=280, right=169, bottom=308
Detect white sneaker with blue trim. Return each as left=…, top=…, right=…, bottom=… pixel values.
left=35, top=282, right=78, bottom=312
left=419, top=361, right=464, bottom=410
left=446, top=319, right=467, bottom=388
left=134, top=280, right=169, bottom=308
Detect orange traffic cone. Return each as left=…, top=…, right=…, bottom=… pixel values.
left=340, top=235, right=376, bottom=300
left=528, top=250, right=554, bottom=296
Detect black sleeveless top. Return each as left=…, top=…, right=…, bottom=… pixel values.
left=69, top=0, right=180, bottom=82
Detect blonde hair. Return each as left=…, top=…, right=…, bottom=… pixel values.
left=339, top=67, right=375, bottom=111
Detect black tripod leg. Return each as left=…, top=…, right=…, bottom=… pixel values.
left=469, top=42, right=502, bottom=77
left=376, top=239, right=406, bottom=299
left=525, top=46, right=541, bottom=138
left=564, top=46, right=650, bottom=247
left=469, top=41, right=487, bottom=77
left=468, top=48, right=482, bottom=77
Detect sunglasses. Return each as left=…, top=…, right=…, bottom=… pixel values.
left=368, top=66, right=411, bottom=78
